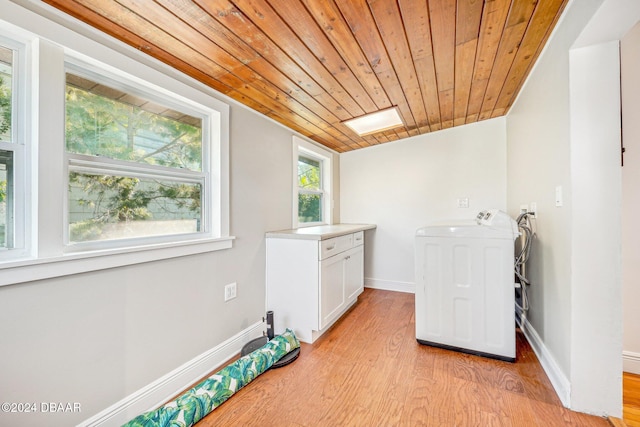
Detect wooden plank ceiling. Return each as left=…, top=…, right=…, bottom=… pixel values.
left=43, top=0, right=568, bottom=153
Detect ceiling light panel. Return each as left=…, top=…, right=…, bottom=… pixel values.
left=343, top=107, right=404, bottom=136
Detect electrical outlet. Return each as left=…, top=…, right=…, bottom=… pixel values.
left=529, top=202, right=537, bottom=218
left=520, top=204, right=529, bottom=214
left=457, top=197, right=469, bottom=208
left=224, top=282, right=237, bottom=302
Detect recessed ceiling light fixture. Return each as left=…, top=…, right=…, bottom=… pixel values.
left=343, top=107, right=404, bottom=136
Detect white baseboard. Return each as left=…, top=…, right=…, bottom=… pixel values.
left=518, top=315, right=571, bottom=407
left=79, top=321, right=265, bottom=427
left=623, top=351, right=640, bottom=375
left=365, top=277, right=415, bottom=293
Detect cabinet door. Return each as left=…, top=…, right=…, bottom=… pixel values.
left=344, top=245, right=364, bottom=301
left=319, top=253, right=346, bottom=330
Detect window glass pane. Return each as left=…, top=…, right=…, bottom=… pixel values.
left=0, top=150, right=13, bottom=249
left=298, top=155, right=321, bottom=191
left=0, top=46, right=12, bottom=143
left=298, top=193, right=322, bottom=223
left=68, top=171, right=202, bottom=243
left=0, top=44, right=14, bottom=250
left=65, top=73, right=203, bottom=171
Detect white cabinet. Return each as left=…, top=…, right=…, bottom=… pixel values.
left=344, top=245, right=364, bottom=301
left=318, top=243, right=364, bottom=330
left=319, top=250, right=346, bottom=330
left=266, top=226, right=372, bottom=343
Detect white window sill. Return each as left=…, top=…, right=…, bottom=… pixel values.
left=0, top=236, right=235, bottom=287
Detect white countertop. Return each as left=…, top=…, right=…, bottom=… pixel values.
left=266, top=224, right=376, bottom=240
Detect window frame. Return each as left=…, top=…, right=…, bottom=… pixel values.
left=0, top=33, right=30, bottom=262
left=63, top=62, right=215, bottom=251
left=292, top=136, right=332, bottom=228
left=0, top=24, right=232, bottom=286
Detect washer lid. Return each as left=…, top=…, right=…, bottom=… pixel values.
left=416, top=210, right=519, bottom=240
left=416, top=224, right=517, bottom=239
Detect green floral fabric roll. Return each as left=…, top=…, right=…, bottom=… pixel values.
left=123, top=329, right=300, bottom=427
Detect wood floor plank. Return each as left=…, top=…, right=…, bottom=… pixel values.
left=625, top=405, right=640, bottom=427
left=194, top=289, right=611, bottom=426
left=625, top=372, right=640, bottom=426
left=610, top=416, right=630, bottom=427
left=625, top=373, right=640, bottom=405
left=505, top=391, right=541, bottom=426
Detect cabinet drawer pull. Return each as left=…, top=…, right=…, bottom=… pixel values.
left=326, top=244, right=336, bottom=251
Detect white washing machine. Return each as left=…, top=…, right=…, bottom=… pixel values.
left=415, top=210, right=519, bottom=361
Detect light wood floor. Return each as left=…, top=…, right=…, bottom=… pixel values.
left=625, top=372, right=640, bottom=427
left=197, top=288, right=611, bottom=426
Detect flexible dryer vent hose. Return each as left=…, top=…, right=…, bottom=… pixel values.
left=123, top=329, right=300, bottom=427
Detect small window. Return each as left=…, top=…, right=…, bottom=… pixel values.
left=65, top=69, right=210, bottom=247
left=297, top=155, right=323, bottom=223
left=293, top=136, right=332, bottom=228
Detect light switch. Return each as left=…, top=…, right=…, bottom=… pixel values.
left=555, top=186, right=563, bottom=207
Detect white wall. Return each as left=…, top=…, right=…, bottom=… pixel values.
left=0, top=1, right=338, bottom=426
left=569, top=40, right=622, bottom=416
left=621, top=21, right=640, bottom=375
left=506, top=0, right=601, bottom=392
left=340, top=118, right=507, bottom=292
left=507, top=0, right=639, bottom=416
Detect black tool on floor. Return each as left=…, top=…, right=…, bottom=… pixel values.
left=240, top=311, right=300, bottom=368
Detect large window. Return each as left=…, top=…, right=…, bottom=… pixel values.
left=0, top=23, right=230, bottom=285
left=65, top=68, right=210, bottom=248
left=293, top=136, right=332, bottom=227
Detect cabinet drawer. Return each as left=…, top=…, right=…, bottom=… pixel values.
left=319, top=234, right=353, bottom=260
left=353, top=231, right=364, bottom=246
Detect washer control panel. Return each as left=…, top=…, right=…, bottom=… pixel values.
left=476, top=210, right=518, bottom=234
